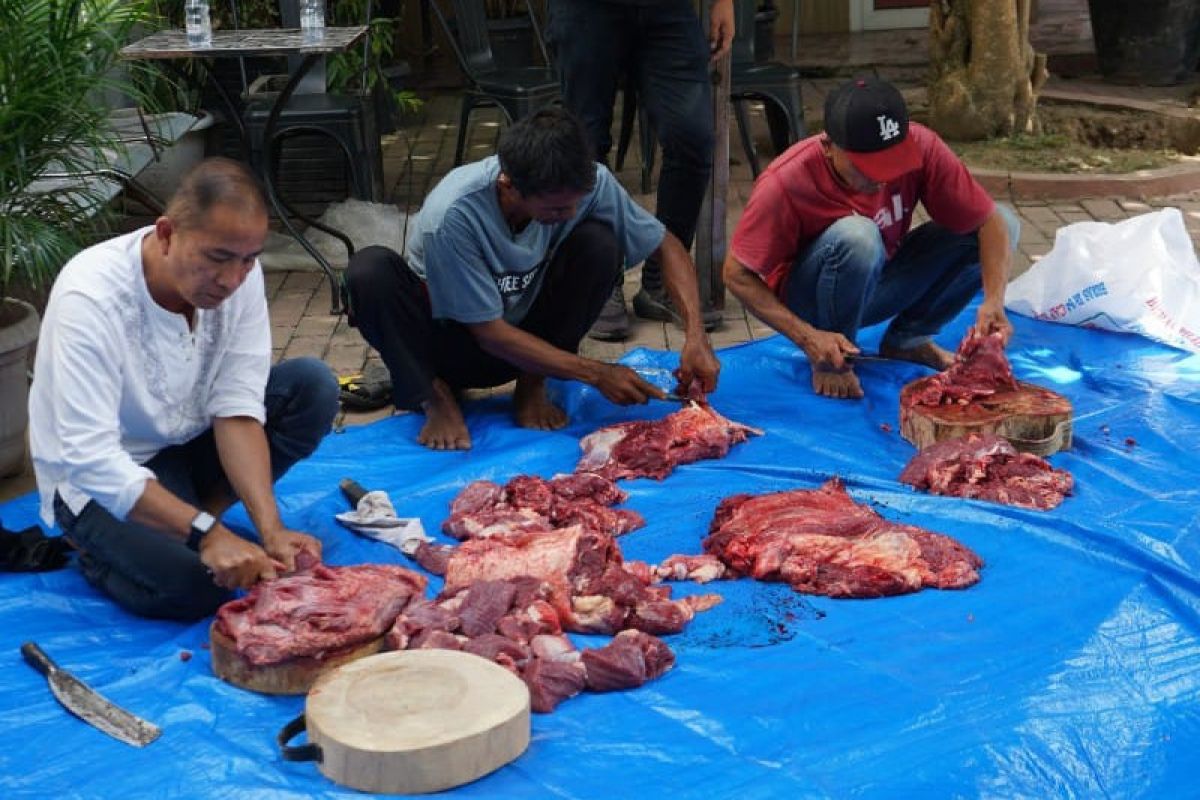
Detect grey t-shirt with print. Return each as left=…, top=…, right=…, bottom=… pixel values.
left=404, top=156, right=664, bottom=325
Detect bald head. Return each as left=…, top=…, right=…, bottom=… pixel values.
left=166, top=157, right=268, bottom=231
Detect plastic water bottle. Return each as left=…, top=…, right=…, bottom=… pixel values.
left=300, top=0, right=326, bottom=44
left=184, top=0, right=212, bottom=48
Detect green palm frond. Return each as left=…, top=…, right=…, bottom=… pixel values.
left=0, top=0, right=158, bottom=295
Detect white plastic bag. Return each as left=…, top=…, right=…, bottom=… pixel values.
left=1005, top=208, right=1200, bottom=353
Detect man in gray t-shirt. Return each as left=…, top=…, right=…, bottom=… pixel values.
left=344, top=108, right=721, bottom=450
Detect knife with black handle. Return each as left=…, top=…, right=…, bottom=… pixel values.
left=22, top=641, right=161, bottom=747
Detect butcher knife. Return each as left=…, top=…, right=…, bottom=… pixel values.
left=21, top=641, right=161, bottom=747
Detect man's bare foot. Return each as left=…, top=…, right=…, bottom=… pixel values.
left=880, top=340, right=956, bottom=370
left=812, top=364, right=863, bottom=400
left=418, top=379, right=471, bottom=450
left=513, top=375, right=568, bottom=430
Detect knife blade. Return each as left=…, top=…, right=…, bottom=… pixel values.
left=22, top=641, right=161, bottom=747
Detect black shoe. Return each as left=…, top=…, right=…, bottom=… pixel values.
left=632, top=287, right=723, bottom=331
left=588, top=286, right=631, bottom=341
left=338, top=364, right=393, bottom=411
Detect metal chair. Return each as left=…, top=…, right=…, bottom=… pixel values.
left=428, top=0, right=560, bottom=166
left=729, top=0, right=807, bottom=178
left=239, top=1, right=385, bottom=204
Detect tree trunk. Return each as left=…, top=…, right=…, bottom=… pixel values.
left=928, top=0, right=1048, bottom=141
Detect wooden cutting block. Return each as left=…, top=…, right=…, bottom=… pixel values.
left=209, top=622, right=385, bottom=696
left=899, top=378, right=1073, bottom=457
left=299, top=649, right=530, bottom=795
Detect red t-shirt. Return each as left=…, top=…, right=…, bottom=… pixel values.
left=730, top=123, right=995, bottom=295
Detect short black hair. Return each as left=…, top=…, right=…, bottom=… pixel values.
left=166, top=157, right=268, bottom=230
left=497, top=107, right=597, bottom=197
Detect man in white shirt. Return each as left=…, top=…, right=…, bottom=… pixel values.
left=29, top=158, right=338, bottom=620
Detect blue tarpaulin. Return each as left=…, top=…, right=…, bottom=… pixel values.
left=2, top=302, right=1199, bottom=799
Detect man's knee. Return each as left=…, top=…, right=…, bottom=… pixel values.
left=89, top=553, right=229, bottom=622
left=657, top=109, right=715, bottom=168
left=346, top=246, right=405, bottom=298
left=995, top=203, right=1021, bottom=252
left=825, top=216, right=886, bottom=276
left=266, top=357, right=338, bottom=452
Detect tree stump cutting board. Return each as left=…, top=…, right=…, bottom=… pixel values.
left=209, top=622, right=385, bottom=695
left=899, top=378, right=1073, bottom=457
left=279, top=649, right=531, bottom=795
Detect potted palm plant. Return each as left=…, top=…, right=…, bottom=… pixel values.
left=0, top=0, right=158, bottom=477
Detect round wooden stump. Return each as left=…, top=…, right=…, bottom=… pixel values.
left=899, top=378, right=1073, bottom=457
left=303, top=649, right=531, bottom=794
left=209, top=622, right=385, bottom=696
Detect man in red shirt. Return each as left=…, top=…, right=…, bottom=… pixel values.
left=724, top=76, right=1018, bottom=399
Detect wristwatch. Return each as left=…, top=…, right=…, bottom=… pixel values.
left=186, top=511, right=217, bottom=552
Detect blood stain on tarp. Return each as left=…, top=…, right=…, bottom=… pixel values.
left=677, top=587, right=825, bottom=649
left=880, top=422, right=893, bottom=433
left=179, top=650, right=193, bottom=662
left=1125, top=436, right=1137, bottom=448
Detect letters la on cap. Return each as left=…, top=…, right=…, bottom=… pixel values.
left=823, top=76, right=922, bottom=183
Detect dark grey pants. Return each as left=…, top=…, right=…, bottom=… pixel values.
left=54, top=358, right=338, bottom=621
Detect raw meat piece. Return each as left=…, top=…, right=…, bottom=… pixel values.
left=523, top=658, right=587, bottom=713
left=576, top=403, right=762, bottom=481
left=653, top=554, right=727, bottom=583
left=413, top=542, right=452, bottom=575
left=442, top=526, right=720, bottom=635
left=386, top=574, right=677, bottom=713
left=582, top=630, right=676, bottom=692
left=457, top=580, right=518, bottom=637
left=898, top=432, right=1073, bottom=510
left=443, top=474, right=643, bottom=540
left=909, top=328, right=1018, bottom=407
left=704, top=479, right=982, bottom=598
left=215, top=564, right=427, bottom=665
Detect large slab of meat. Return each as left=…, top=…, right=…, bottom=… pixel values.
left=900, top=329, right=1073, bottom=456
left=443, top=473, right=644, bottom=540
left=899, top=432, right=1073, bottom=510
left=703, top=478, right=983, bottom=598
left=576, top=402, right=762, bottom=481
left=385, top=577, right=675, bottom=713
left=908, top=328, right=1019, bottom=407
left=214, top=564, right=427, bottom=665
left=439, top=525, right=721, bottom=635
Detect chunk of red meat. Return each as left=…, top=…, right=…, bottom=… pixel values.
left=582, top=630, right=675, bottom=692
left=522, top=658, right=587, bottom=713
left=576, top=403, right=761, bottom=481
left=704, top=479, right=983, bottom=598
left=215, top=564, right=426, bottom=665
left=455, top=580, right=518, bottom=637
left=899, top=432, right=1073, bottom=510
left=910, top=329, right=1019, bottom=407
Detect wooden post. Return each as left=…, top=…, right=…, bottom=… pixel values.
left=695, top=48, right=731, bottom=311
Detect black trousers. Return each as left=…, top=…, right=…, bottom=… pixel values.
left=547, top=0, right=714, bottom=285
left=344, top=219, right=620, bottom=410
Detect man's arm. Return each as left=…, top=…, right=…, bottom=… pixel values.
left=708, top=0, right=735, bottom=61
left=126, top=479, right=283, bottom=591
left=722, top=252, right=859, bottom=368
left=656, top=232, right=721, bottom=391
left=466, top=320, right=664, bottom=405
left=212, top=416, right=322, bottom=572
left=974, top=209, right=1014, bottom=342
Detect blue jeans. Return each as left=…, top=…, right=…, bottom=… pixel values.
left=784, top=205, right=1021, bottom=349
left=54, top=358, right=338, bottom=621
left=547, top=0, right=713, bottom=279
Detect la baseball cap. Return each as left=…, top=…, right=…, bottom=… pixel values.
left=823, top=76, right=922, bottom=183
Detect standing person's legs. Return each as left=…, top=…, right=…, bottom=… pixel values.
left=548, top=0, right=638, bottom=341
left=630, top=0, right=721, bottom=330
left=55, top=360, right=338, bottom=620
left=865, top=204, right=1021, bottom=357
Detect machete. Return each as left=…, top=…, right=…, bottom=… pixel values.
left=22, top=641, right=161, bottom=747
